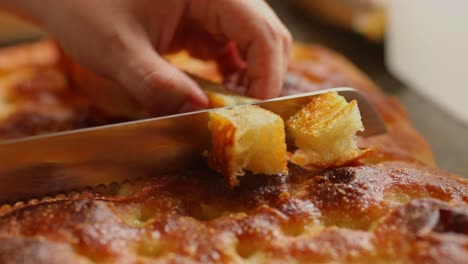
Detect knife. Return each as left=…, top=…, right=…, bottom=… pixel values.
left=0, top=87, right=386, bottom=204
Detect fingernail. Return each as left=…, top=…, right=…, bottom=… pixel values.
left=178, top=101, right=205, bottom=114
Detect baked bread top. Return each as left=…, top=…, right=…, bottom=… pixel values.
left=0, top=40, right=466, bottom=263
left=293, top=0, right=386, bottom=41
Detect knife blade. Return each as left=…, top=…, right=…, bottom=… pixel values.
left=0, top=87, right=386, bottom=204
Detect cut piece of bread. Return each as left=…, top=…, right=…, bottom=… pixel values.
left=287, top=92, right=367, bottom=168
left=206, top=91, right=258, bottom=108
left=208, top=105, right=288, bottom=187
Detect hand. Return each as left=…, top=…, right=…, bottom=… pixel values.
left=4, top=0, right=292, bottom=116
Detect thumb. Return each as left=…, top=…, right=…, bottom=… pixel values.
left=117, top=45, right=209, bottom=116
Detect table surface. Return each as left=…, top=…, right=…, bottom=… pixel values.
left=270, top=0, right=468, bottom=177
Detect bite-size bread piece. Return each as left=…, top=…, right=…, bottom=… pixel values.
left=206, top=91, right=258, bottom=108
left=208, top=105, right=288, bottom=187
left=287, top=92, right=367, bottom=168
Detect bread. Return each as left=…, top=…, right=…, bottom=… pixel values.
left=0, top=40, right=466, bottom=263
left=0, top=42, right=93, bottom=138
left=0, top=12, right=43, bottom=44
left=287, top=91, right=367, bottom=168
left=293, top=0, right=386, bottom=41
left=208, top=105, right=288, bottom=187
left=206, top=91, right=258, bottom=108
left=208, top=91, right=366, bottom=181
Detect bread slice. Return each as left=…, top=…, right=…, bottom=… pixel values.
left=287, top=92, right=366, bottom=168
left=208, top=105, right=288, bottom=187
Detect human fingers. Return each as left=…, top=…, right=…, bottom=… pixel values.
left=115, top=39, right=209, bottom=115
left=189, top=0, right=293, bottom=99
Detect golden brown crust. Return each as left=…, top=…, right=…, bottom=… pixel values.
left=0, top=163, right=466, bottom=263
left=0, top=61, right=91, bottom=138
left=208, top=111, right=238, bottom=186
left=0, top=41, right=149, bottom=139
left=0, top=40, right=466, bottom=263
left=293, top=0, right=386, bottom=41
left=0, top=41, right=57, bottom=75
left=287, top=92, right=368, bottom=168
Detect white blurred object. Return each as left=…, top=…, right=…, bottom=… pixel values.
left=386, top=0, right=468, bottom=125
left=0, top=11, right=43, bottom=44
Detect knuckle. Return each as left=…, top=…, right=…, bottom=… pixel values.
left=143, top=70, right=178, bottom=93
left=269, top=26, right=284, bottom=42
left=105, top=30, right=131, bottom=55
left=283, top=30, right=293, bottom=46
left=256, top=24, right=281, bottom=52
left=261, top=22, right=291, bottom=50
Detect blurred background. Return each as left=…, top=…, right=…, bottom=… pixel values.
left=0, top=0, right=467, bottom=177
